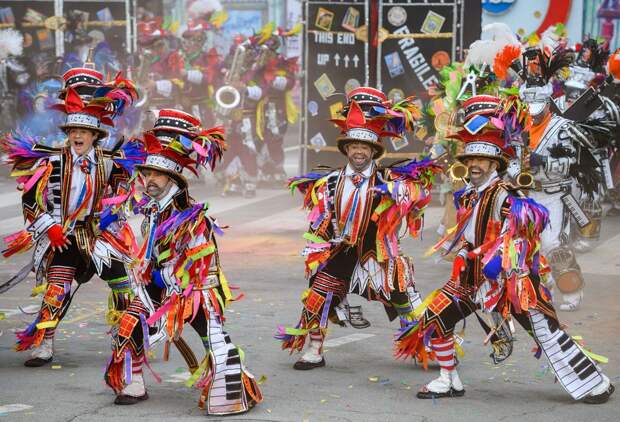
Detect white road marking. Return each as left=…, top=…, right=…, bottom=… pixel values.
left=165, top=371, right=191, bottom=383
left=324, top=333, right=375, bottom=348
left=0, top=404, right=33, bottom=415
left=0, top=305, right=40, bottom=317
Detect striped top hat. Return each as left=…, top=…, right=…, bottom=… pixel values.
left=347, top=87, right=387, bottom=106
left=58, top=67, right=104, bottom=100
left=137, top=109, right=226, bottom=188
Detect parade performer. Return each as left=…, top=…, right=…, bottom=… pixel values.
left=255, top=25, right=301, bottom=184
left=519, top=45, right=598, bottom=311
left=395, top=94, right=614, bottom=404
left=606, top=48, right=620, bottom=216
left=561, top=38, right=619, bottom=252
left=276, top=87, right=440, bottom=369
left=0, top=28, right=28, bottom=133
left=180, top=0, right=227, bottom=127
left=104, top=109, right=262, bottom=414
left=0, top=81, right=143, bottom=367
left=136, top=19, right=183, bottom=109
left=217, top=35, right=263, bottom=198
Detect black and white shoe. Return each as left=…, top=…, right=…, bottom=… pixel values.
left=583, top=384, right=615, bottom=404
left=417, top=387, right=465, bottom=399
left=24, top=356, right=53, bottom=367
left=348, top=305, right=371, bottom=329
left=293, top=358, right=326, bottom=370
left=114, top=392, right=149, bottom=405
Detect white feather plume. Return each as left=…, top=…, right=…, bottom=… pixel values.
left=540, top=25, right=562, bottom=51
left=188, top=0, right=223, bottom=19
left=465, top=23, right=519, bottom=69
left=0, top=29, right=24, bottom=61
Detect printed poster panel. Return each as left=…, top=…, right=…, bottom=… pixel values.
left=378, top=0, right=461, bottom=157
left=303, top=0, right=368, bottom=171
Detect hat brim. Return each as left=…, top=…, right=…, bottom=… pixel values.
left=456, top=152, right=508, bottom=172
left=337, top=137, right=384, bottom=160
left=60, top=124, right=108, bottom=140
left=136, top=164, right=188, bottom=188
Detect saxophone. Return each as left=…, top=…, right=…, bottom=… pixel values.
left=516, top=135, right=534, bottom=189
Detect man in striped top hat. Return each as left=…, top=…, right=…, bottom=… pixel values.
left=104, top=109, right=262, bottom=414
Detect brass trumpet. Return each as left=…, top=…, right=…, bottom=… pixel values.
left=448, top=162, right=468, bottom=182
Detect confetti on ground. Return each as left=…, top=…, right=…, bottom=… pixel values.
left=348, top=385, right=353, bottom=389
left=320, top=399, right=327, bottom=403
left=257, top=375, right=267, bottom=384
left=379, top=378, right=391, bottom=386
left=329, top=394, right=340, bottom=399
left=175, top=367, right=186, bottom=373
left=368, top=376, right=379, bottom=382
left=51, top=365, right=62, bottom=370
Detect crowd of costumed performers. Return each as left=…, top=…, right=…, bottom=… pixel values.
left=276, top=87, right=442, bottom=369
left=424, top=23, right=620, bottom=313
left=0, top=75, right=143, bottom=368
left=1, top=15, right=619, bottom=412
left=135, top=1, right=300, bottom=198
left=102, top=109, right=262, bottom=413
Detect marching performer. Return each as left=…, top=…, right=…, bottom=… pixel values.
left=104, top=109, right=262, bottom=415
left=255, top=26, right=300, bottom=184
left=136, top=20, right=182, bottom=110
left=561, top=38, right=619, bottom=251
left=396, top=95, right=614, bottom=404
left=277, top=87, right=440, bottom=370
left=1, top=81, right=143, bottom=367
left=519, top=46, right=598, bottom=311
left=179, top=0, right=227, bottom=127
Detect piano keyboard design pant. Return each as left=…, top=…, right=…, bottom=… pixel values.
left=413, top=280, right=606, bottom=400
left=105, top=282, right=261, bottom=415
left=279, top=247, right=420, bottom=355
left=16, top=237, right=130, bottom=352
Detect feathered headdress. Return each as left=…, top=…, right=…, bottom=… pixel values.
left=465, top=23, right=519, bottom=70
left=576, top=38, right=610, bottom=74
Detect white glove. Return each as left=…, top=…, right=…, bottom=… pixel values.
left=155, top=80, right=173, bottom=97
left=272, top=75, right=288, bottom=91
left=186, top=69, right=203, bottom=85
left=246, top=85, right=263, bottom=101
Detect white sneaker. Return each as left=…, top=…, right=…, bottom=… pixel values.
left=417, top=368, right=465, bottom=399
left=293, top=337, right=325, bottom=370
left=121, top=373, right=146, bottom=397
left=559, top=290, right=583, bottom=312
left=583, top=374, right=615, bottom=404
left=114, top=373, right=148, bottom=405
left=31, top=338, right=53, bottom=360
left=24, top=338, right=54, bottom=367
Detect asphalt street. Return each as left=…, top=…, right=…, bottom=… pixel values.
left=1, top=167, right=619, bottom=421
